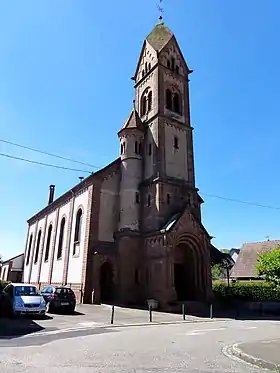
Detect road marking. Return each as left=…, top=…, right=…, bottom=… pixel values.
left=186, top=327, right=227, bottom=335
left=78, top=322, right=100, bottom=327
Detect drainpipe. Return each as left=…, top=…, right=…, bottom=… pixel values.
left=64, top=190, right=75, bottom=285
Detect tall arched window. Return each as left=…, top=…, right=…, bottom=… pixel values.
left=166, top=89, right=172, bottom=110
left=44, top=224, right=53, bottom=262
left=34, top=230, right=42, bottom=264
left=173, top=93, right=181, bottom=114
left=74, top=208, right=83, bottom=243
left=26, top=234, right=33, bottom=265
left=148, top=91, right=152, bottom=112
left=141, top=88, right=152, bottom=116
left=57, top=218, right=66, bottom=260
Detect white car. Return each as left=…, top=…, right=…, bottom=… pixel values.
left=2, top=283, right=46, bottom=317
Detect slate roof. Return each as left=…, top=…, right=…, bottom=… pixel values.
left=146, top=21, right=173, bottom=52
left=118, top=110, right=144, bottom=134
left=230, top=240, right=280, bottom=278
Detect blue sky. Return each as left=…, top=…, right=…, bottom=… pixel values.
left=1, top=0, right=280, bottom=260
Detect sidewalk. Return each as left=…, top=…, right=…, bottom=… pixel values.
left=231, top=339, right=280, bottom=371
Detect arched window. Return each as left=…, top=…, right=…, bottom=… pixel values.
left=138, top=142, right=142, bottom=154
left=141, top=95, right=147, bottom=116
left=145, top=62, right=148, bottom=73
left=147, top=195, right=151, bottom=207
left=123, top=142, right=126, bottom=153
left=175, top=65, right=179, bottom=74
left=173, top=93, right=181, bottom=114
left=141, top=88, right=152, bottom=116
left=74, top=208, right=83, bottom=243
left=34, top=230, right=42, bottom=264
left=26, top=234, right=33, bottom=265
left=166, top=89, right=172, bottom=110
left=135, top=141, right=138, bottom=154
left=120, top=143, right=123, bottom=155
left=57, top=218, right=66, bottom=260
left=147, top=91, right=152, bottom=112
left=142, top=70, right=145, bottom=78
left=44, top=224, right=53, bottom=262
left=148, top=62, right=151, bottom=70
left=167, top=60, right=171, bottom=68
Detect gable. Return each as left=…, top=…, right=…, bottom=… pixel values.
left=159, top=37, right=191, bottom=77
left=134, top=41, right=158, bottom=83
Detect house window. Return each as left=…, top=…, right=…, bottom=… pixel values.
left=147, top=194, right=151, bottom=206
left=57, top=218, right=66, bottom=260
left=26, top=234, right=33, bottom=265
left=174, top=136, right=179, bottom=149
left=34, top=230, right=42, bottom=264
left=135, top=192, right=140, bottom=204
left=74, top=208, right=83, bottom=244
left=167, top=194, right=171, bottom=205
left=44, top=224, right=53, bottom=262
left=166, top=89, right=172, bottom=110
left=148, top=143, right=152, bottom=156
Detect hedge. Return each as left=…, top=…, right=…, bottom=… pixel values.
left=213, top=282, right=280, bottom=302
left=0, top=280, right=10, bottom=292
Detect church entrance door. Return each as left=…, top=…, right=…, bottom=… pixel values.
left=99, top=262, right=114, bottom=303
left=174, top=243, right=198, bottom=301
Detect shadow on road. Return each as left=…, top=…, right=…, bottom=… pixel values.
left=0, top=314, right=53, bottom=340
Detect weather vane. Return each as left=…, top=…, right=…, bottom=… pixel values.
left=157, top=0, right=164, bottom=21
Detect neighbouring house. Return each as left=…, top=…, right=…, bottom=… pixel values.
left=230, top=240, right=280, bottom=281
left=0, top=253, right=24, bottom=282
left=229, top=248, right=240, bottom=263
left=22, top=19, right=218, bottom=310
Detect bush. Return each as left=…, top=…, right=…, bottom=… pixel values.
left=213, top=282, right=280, bottom=302
left=0, top=280, right=10, bottom=292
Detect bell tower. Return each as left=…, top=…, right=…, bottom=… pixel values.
left=132, top=20, right=203, bottom=232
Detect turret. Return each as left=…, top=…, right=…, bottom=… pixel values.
left=118, top=109, right=144, bottom=231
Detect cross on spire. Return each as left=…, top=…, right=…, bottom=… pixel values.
left=157, top=0, right=164, bottom=22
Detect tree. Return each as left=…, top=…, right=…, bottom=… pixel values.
left=256, top=248, right=280, bottom=287
left=212, top=263, right=225, bottom=281
left=221, top=249, right=230, bottom=254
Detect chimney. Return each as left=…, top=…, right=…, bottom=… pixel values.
left=48, top=185, right=55, bottom=205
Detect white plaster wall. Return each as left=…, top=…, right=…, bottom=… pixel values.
left=51, top=201, right=71, bottom=283
left=98, top=172, right=119, bottom=242
left=11, top=255, right=24, bottom=271
left=66, top=189, right=89, bottom=284
left=23, top=221, right=37, bottom=283
left=0, top=264, right=9, bottom=281
left=39, top=210, right=57, bottom=283
left=165, top=124, right=188, bottom=180
left=144, top=122, right=158, bottom=180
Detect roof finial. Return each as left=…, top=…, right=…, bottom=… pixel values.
left=157, top=0, right=164, bottom=23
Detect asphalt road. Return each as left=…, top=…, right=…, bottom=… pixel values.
left=1, top=319, right=280, bottom=372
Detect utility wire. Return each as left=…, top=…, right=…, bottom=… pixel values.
left=202, top=193, right=280, bottom=211
left=0, top=153, right=92, bottom=174
left=0, top=139, right=101, bottom=169
left=1, top=140, right=279, bottom=211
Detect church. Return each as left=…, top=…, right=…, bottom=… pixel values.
left=23, top=19, right=214, bottom=310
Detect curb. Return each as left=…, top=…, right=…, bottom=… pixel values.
left=230, top=342, right=280, bottom=371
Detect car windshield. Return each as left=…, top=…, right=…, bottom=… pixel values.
left=14, top=286, right=40, bottom=296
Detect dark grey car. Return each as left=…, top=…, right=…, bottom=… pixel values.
left=41, top=286, right=76, bottom=314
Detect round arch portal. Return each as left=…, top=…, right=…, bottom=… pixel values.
left=99, top=262, right=114, bottom=303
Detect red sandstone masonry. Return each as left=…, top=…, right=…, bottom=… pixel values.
left=48, top=209, right=60, bottom=284
left=36, top=216, right=48, bottom=283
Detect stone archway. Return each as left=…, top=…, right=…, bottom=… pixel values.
left=173, top=234, right=205, bottom=301
left=99, top=262, right=114, bottom=303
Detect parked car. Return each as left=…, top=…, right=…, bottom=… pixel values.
left=41, top=286, right=76, bottom=314
left=1, top=283, right=46, bottom=317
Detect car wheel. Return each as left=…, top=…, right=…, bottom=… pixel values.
left=46, top=302, right=54, bottom=314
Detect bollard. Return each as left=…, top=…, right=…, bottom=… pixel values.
left=111, top=305, right=115, bottom=324
left=209, top=303, right=213, bottom=319
left=149, top=305, right=152, bottom=322
left=182, top=303, right=186, bottom=321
